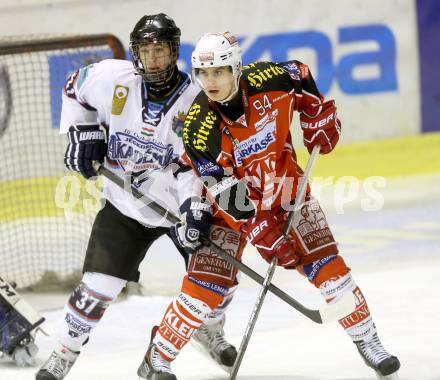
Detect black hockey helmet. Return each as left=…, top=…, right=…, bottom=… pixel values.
left=129, top=13, right=181, bottom=83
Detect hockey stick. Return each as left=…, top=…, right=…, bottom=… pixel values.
left=229, top=145, right=322, bottom=379
left=228, top=254, right=278, bottom=379
left=97, top=165, right=355, bottom=324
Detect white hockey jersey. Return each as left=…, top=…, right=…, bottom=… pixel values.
left=60, top=59, right=201, bottom=227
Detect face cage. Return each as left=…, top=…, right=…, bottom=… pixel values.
left=130, top=41, right=180, bottom=84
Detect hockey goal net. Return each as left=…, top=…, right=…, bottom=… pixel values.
left=0, top=34, right=125, bottom=290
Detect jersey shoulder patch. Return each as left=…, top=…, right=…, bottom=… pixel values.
left=278, top=60, right=310, bottom=81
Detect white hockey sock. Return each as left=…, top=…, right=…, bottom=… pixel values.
left=58, top=272, right=126, bottom=352
left=320, top=272, right=376, bottom=342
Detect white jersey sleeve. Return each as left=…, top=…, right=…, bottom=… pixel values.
left=60, top=60, right=119, bottom=133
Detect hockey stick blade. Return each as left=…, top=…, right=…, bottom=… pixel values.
left=97, top=165, right=356, bottom=324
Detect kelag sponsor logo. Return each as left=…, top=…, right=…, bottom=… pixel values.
left=179, top=24, right=397, bottom=96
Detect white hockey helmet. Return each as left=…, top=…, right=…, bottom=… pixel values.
left=191, top=32, right=242, bottom=102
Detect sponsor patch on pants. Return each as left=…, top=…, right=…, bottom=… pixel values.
left=188, top=224, right=242, bottom=285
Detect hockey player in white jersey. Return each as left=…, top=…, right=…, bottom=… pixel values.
left=35, top=14, right=237, bottom=380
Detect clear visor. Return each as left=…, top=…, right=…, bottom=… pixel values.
left=193, top=66, right=232, bottom=86
left=192, top=66, right=240, bottom=103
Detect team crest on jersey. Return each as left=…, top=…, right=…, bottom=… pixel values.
left=172, top=111, right=186, bottom=137
left=107, top=132, right=177, bottom=172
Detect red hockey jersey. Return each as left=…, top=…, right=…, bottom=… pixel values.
left=183, top=60, right=325, bottom=231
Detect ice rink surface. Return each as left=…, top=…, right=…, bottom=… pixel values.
left=2, top=175, right=439, bottom=380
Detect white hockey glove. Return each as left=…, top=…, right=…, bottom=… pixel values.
left=64, top=123, right=108, bottom=179
left=170, top=197, right=213, bottom=253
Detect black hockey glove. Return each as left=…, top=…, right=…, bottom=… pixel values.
left=170, top=197, right=213, bottom=253
left=64, top=123, right=107, bottom=179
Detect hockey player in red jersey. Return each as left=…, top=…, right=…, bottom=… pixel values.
left=139, top=32, right=401, bottom=379
left=35, top=16, right=237, bottom=380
